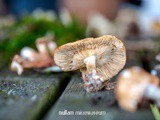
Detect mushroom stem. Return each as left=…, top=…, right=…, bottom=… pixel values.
left=144, top=84, right=160, bottom=106
left=84, top=55, right=96, bottom=74
left=36, top=38, right=51, bottom=56
left=83, top=55, right=105, bottom=92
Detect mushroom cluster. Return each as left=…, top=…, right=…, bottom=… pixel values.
left=11, top=35, right=57, bottom=75
left=54, top=35, right=126, bottom=92
left=116, top=66, right=160, bottom=112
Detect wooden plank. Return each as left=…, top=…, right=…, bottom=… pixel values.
left=0, top=69, right=70, bottom=120
left=45, top=60, right=154, bottom=120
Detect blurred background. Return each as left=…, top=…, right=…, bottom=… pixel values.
left=0, top=1, right=160, bottom=119
left=0, top=0, right=160, bottom=71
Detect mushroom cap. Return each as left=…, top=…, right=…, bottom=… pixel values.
left=116, top=66, right=159, bottom=112
left=54, top=35, right=126, bottom=80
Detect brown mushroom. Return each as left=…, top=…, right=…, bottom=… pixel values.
left=116, top=66, right=160, bottom=112
left=115, top=8, right=140, bottom=39
left=11, top=36, right=57, bottom=75
left=54, top=35, right=126, bottom=92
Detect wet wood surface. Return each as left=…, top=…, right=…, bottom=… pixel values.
left=0, top=58, right=159, bottom=120
left=45, top=60, right=154, bottom=120
left=0, top=69, right=70, bottom=120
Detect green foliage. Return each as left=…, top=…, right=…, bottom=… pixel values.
left=0, top=14, right=86, bottom=63
left=150, top=104, right=160, bottom=120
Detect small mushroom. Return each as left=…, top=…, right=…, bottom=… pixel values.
left=54, top=35, right=126, bottom=92
left=86, top=12, right=121, bottom=38
left=11, top=36, right=57, bottom=75
left=116, top=66, right=160, bottom=112
left=36, top=36, right=57, bottom=56
left=20, top=47, right=40, bottom=61
left=11, top=55, right=24, bottom=75
left=115, top=8, right=140, bottom=39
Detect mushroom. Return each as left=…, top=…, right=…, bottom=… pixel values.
left=86, top=12, right=117, bottom=37
left=11, top=55, right=24, bottom=75
left=115, top=8, right=140, bottom=39
left=116, top=66, right=160, bottom=112
left=11, top=36, right=57, bottom=75
left=54, top=35, right=126, bottom=92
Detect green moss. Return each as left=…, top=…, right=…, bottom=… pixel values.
left=0, top=14, right=86, bottom=64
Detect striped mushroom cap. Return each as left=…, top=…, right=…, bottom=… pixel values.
left=54, top=35, right=126, bottom=79
left=54, top=35, right=126, bottom=80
